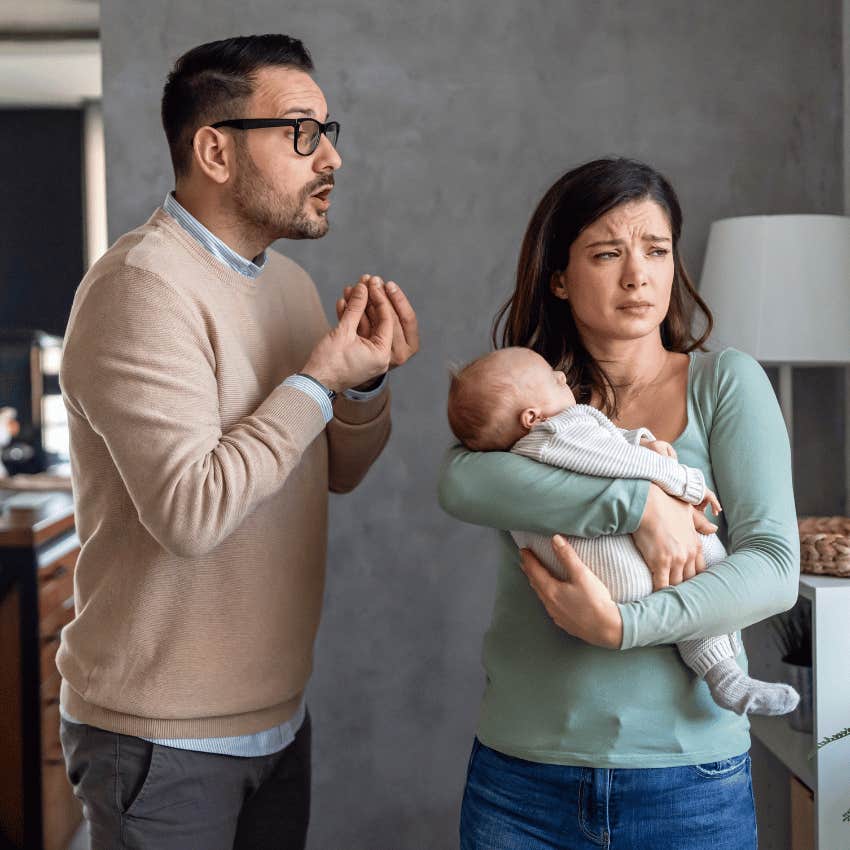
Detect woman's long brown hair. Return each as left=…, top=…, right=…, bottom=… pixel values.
left=492, top=158, right=713, bottom=418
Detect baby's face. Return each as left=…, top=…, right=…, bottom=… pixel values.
left=502, top=349, right=576, bottom=418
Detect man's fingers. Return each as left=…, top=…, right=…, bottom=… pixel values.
left=338, top=283, right=368, bottom=332
left=385, top=281, right=420, bottom=349
left=365, top=280, right=395, bottom=349
left=695, top=546, right=707, bottom=573
left=335, top=297, right=346, bottom=322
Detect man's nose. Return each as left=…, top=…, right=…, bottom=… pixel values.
left=314, top=133, right=342, bottom=172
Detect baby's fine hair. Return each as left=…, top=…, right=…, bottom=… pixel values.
left=447, top=352, right=517, bottom=451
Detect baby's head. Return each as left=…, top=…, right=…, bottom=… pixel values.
left=447, top=347, right=576, bottom=451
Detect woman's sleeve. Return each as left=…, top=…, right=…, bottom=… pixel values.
left=437, top=444, right=650, bottom=537
left=618, top=349, right=800, bottom=649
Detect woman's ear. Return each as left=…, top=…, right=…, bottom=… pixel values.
left=550, top=271, right=569, bottom=300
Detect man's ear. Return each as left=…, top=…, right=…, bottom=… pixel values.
left=520, top=407, right=542, bottom=431
left=550, top=271, right=569, bottom=300
left=191, top=126, right=234, bottom=185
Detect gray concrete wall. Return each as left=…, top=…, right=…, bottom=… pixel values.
left=99, top=2, right=844, bottom=847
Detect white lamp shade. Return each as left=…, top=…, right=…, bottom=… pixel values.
left=699, top=215, right=850, bottom=364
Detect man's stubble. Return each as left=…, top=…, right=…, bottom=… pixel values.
left=232, top=143, right=331, bottom=243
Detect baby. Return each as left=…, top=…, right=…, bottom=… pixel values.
left=447, top=346, right=799, bottom=717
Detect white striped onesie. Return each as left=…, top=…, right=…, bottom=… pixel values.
left=511, top=404, right=739, bottom=679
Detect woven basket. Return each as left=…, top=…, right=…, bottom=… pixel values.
left=798, top=516, right=850, bottom=577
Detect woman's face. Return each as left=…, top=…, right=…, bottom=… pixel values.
left=552, top=198, right=675, bottom=345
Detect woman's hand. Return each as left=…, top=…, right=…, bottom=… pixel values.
left=632, top=483, right=719, bottom=590
left=519, top=536, right=623, bottom=649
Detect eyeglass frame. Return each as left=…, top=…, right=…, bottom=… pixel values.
left=204, top=117, right=340, bottom=156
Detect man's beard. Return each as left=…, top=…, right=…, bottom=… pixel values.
left=232, top=146, right=332, bottom=241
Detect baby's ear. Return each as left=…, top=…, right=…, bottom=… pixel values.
left=519, top=407, right=541, bottom=431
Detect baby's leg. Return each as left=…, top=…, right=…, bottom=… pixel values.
left=678, top=635, right=799, bottom=716
left=510, top=531, right=653, bottom=602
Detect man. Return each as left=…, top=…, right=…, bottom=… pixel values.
left=58, top=34, right=418, bottom=849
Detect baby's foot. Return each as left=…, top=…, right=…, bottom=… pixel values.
left=705, top=658, right=800, bottom=716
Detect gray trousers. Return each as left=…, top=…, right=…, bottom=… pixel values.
left=60, top=712, right=311, bottom=850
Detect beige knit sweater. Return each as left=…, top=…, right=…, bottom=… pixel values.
left=57, top=209, right=391, bottom=738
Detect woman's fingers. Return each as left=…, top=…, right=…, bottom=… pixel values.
left=550, top=534, right=588, bottom=583
left=651, top=560, right=671, bottom=591
left=519, top=539, right=623, bottom=649
left=519, top=548, right=559, bottom=598
left=668, top=560, right=685, bottom=587
left=692, top=508, right=719, bottom=535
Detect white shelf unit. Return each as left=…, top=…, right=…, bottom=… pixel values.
left=750, top=574, right=850, bottom=849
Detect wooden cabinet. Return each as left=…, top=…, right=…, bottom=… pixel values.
left=0, top=492, right=83, bottom=850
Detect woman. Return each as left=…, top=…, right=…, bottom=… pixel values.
left=438, top=158, right=799, bottom=849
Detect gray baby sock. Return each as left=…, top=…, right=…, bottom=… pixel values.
left=704, top=658, right=800, bottom=716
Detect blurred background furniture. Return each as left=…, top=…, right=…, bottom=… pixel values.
left=0, top=491, right=81, bottom=850
left=700, top=214, right=850, bottom=849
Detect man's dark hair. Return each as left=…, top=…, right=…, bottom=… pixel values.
left=161, top=34, right=314, bottom=178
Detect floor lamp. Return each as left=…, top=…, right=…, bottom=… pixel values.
left=699, top=215, right=850, bottom=514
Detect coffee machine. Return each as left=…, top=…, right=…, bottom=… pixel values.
left=0, top=329, right=68, bottom=474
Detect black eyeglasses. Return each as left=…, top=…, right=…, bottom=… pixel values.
left=208, top=117, right=340, bottom=156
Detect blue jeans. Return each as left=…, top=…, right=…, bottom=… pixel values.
left=460, top=739, right=757, bottom=850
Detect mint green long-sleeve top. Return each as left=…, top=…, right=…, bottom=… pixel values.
left=438, top=348, right=799, bottom=767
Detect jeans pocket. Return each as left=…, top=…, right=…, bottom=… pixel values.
left=115, top=735, right=163, bottom=816
left=691, top=752, right=749, bottom=779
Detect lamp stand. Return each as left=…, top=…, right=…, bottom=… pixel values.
left=778, top=363, right=794, bottom=453
left=846, top=366, right=850, bottom=516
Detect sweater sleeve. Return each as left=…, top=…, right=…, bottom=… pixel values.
left=437, top=442, right=650, bottom=537
left=60, top=269, right=328, bottom=558
left=618, top=349, right=800, bottom=648
left=513, top=407, right=705, bottom=504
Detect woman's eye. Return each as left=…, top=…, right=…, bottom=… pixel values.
left=649, top=248, right=669, bottom=257
left=594, top=252, right=618, bottom=260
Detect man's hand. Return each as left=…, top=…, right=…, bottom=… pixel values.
left=336, top=274, right=419, bottom=371
left=641, top=436, right=677, bottom=459
left=302, top=280, right=393, bottom=393
left=519, top=536, right=623, bottom=649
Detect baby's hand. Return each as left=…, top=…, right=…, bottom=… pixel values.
left=697, top=488, right=723, bottom=517
left=641, top=437, right=677, bottom=459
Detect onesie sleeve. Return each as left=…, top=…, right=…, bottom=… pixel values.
left=513, top=406, right=705, bottom=504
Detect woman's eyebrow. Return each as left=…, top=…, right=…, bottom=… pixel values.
left=585, top=235, right=671, bottom=248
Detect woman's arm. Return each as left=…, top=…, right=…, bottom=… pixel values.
left=619, top=349, right=800, bottom=648
left=438, top=444, right=649, bottom=537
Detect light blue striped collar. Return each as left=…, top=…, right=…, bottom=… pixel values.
left=163, top=192, right=267, bottom=279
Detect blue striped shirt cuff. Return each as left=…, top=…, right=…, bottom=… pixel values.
left=282, top=375, right=334, bottom=423
left=343, top=373, right=388, bottom=402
